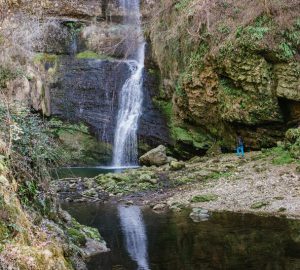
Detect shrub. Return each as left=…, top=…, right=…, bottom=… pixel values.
left=0, top=66, right=16, bottom=89
left=0, top=102, right=68, bottom=183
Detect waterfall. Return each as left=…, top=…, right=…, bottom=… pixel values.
left=112, top=0, right=145, bottom=167
left=118, top=205, right=150, bottom=270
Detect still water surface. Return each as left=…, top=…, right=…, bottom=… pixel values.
left=63, top=202, right=300, bottom=270
left=52, top=167, right=138, bottom=179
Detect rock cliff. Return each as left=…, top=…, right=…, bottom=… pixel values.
left=147, top=0, right=300, bottom=153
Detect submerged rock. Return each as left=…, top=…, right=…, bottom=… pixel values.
left=189, top=208, right=210, bottom=222
left=139, top=145, right=169, bottom=166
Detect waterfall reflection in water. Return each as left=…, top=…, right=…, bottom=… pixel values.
left=63, top=203, right=300, bottom=270
left=118, top=205, right=150, bottom=270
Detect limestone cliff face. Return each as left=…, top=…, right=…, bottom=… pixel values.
left=147, top=0, right=300, bottom=151
left=5, top=0, right=300, bottom=159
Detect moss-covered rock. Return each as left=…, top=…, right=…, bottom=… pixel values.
left=190, top=194, right=218, bottom=203
left=274, top=62, right=300, bottom=102
left=250, top=201, right=270, bottom=209
left=50, top=118, right=112, bottom=166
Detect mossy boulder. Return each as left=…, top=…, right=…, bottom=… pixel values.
left=139, top=145, right=169, bottom=166
left=285, top=128, right=300, bottom=144
left=285, top=128, right=300, bottom=159
left=50, top=118, right=112, bottom=166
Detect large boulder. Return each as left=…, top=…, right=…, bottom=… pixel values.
left=139, top=145, right=168, bottom=166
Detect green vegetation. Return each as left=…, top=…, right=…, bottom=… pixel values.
left=209, top=171, right=232, bottom=180
left=0, top=66, right=17, bottom=89
left=34, top=53, right=58, bottom=64
left=175, top=0, right=192, bottom=11
left=17, top=180, right=38, bottom=206
left=67, top=227, right=86, bottom=246
left=153, top=99, right=173, bottom=122
left=262, top=146, right=298, bottom=165
left=190, top=194, right=218, bottom=203
left=218, top=77, right=280, bottom=125
left=250, top=201, right=269, bottom=209
left=49, top=118, right=112, bottom=166
left=277, top=19, right=300, bottom=60
left=0, top=103, right=68, bottom=215
left=153, top=97, right=212, bottom=152
left=76, top=50, right=114, bottom=60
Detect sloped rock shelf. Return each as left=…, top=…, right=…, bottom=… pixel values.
left=63, top=202, right=300, bottom=270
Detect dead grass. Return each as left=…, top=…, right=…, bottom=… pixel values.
left=149, top=0, right=300, bottom=57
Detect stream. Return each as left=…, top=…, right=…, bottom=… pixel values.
left=63, top=202, right=300, bottom=270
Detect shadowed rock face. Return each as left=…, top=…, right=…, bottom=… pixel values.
left=139, top=69, right=171, bottom=150
left=50, top=58, right=130, bottom=145
left=49, top=56, right=170, bottom=163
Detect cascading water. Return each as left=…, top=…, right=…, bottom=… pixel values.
left=112, top=0, right=145, bottom=167
left=118, top=205, right=150, bottom=270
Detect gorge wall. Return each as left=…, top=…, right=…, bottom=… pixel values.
left=147, top=0, right=300, bottom=155
left=2, top=0, right=300, bottom=162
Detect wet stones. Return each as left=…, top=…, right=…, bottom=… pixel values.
left=189, top=208, right=210, bottom=222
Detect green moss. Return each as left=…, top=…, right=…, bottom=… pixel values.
left=276, top=20, right=300, bottom=60
left=175, top=0, right=192, bottom=10
left=153, top=100, right=173, bottom=123
left=208, top=171, right=232, bottom=180
left=0, top=221, right=11, bottom=242
left=262, top=146, right=297, bottom=165
left=218, top=77, right=280, bottom=125
left=76, top=50, right=114, bottom=60
left=34, top=53, right=58, bottom=64
left=250, top=201, right=269, bottom=209
left=49, top=118, right=112, bottom=166
left=190, top=194, right=218, bottom=203
left=285, top=128, right=300, bottom=143
left=153, top=99, right=211, bottom=150
left=67, top=227, right=86, bottom=246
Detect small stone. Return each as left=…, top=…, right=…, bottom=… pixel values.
left=58, top=209, right=72, bottom=224
left=82, top=188, right=97, bottom=197
left=125, top=200, right=133, bottom=205
left=152, top=203, right=167, bottom=212
left=69, top=183, right=77, bottom=190
left=169, top=161, right=186, bottom=171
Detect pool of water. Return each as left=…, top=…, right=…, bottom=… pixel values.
left=52, top=166, right=138, bottom=179
left=63, top=202, right=300, bottom=270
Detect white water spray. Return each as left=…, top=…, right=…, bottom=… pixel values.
left=118, top=205, right=150, bottom=270
left=112, top=0, right=145, bottom=167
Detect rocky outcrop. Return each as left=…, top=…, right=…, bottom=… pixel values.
left=274, top=63, right=300, bottom=101
left=0, top=151, right=108, bottom=269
